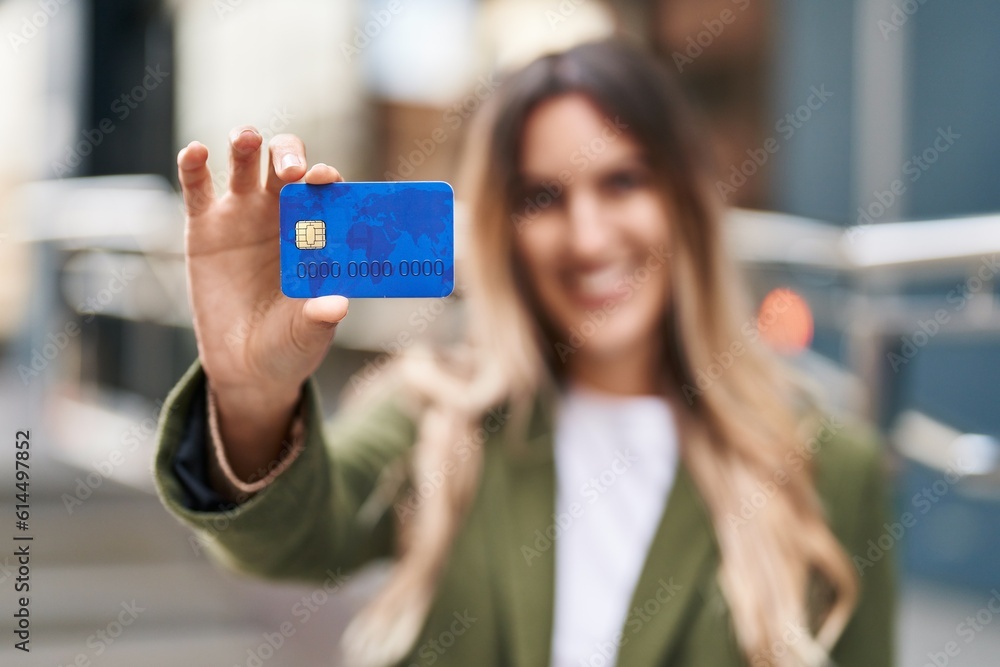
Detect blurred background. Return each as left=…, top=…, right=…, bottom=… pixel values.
left=1, top=0, right=999, bottom=664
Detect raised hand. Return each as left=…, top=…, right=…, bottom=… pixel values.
left=177, top=127, right=349, bottom=480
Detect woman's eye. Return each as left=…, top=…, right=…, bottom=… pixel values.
left=518, top=184, right=563, bottom=211
left=604, top=171, right=643, bottom=193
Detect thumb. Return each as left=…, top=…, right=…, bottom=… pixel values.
left=301, top=295, right=350, bottom=328
left=294, top=295, right=350, bottom=348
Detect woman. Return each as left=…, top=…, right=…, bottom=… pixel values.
left=155, top=39, right=894, bottom=666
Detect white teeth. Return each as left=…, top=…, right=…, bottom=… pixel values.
left=576, top=264, right=629, bottom=297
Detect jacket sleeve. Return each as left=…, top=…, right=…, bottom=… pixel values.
left=153, top=358, right=417, bottom=583
left=826, top=423, right=897, bottom=667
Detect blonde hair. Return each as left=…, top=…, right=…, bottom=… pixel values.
left=341, top=39, right=857, bottom=667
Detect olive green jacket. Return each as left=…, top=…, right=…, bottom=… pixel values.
left=154, top=360, right=895, bottom=666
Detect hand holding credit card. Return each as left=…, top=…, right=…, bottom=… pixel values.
left=279, top=181, right=455, bottom=298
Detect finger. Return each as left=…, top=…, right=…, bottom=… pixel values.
left=265, top=134, right=307, bottom=194
left=301, top=295, right=349, bottom=328
left=304, top=163, right=344, bottom=185
left=228, top=126, right=263, bottom=194
left=177, top=141, right=215, bottom=217
left=294, top=296, right=350, bottom=351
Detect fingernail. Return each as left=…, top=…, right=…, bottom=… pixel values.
left=281, top=154, right=301, bottom=171
left=238, top=129, right=258, bottom=142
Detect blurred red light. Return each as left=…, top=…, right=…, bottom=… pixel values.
left=758, top=287, right=813, bottom=354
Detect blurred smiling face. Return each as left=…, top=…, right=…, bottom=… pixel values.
left=513, top=93, right=673, bottom=365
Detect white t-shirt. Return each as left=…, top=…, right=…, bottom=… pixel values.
left=549, top=382, right=679, bottom=667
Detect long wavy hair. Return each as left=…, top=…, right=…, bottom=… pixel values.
left=340, top=38, right=858, bottom=667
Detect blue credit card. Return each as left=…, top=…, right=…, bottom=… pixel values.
left=279, top=181, right=455, bottom=298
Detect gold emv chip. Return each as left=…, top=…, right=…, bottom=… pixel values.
left=295, top=220, right=327, bottom=249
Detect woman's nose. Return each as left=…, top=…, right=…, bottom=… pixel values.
left=566, top=193, right=613, bottom=261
